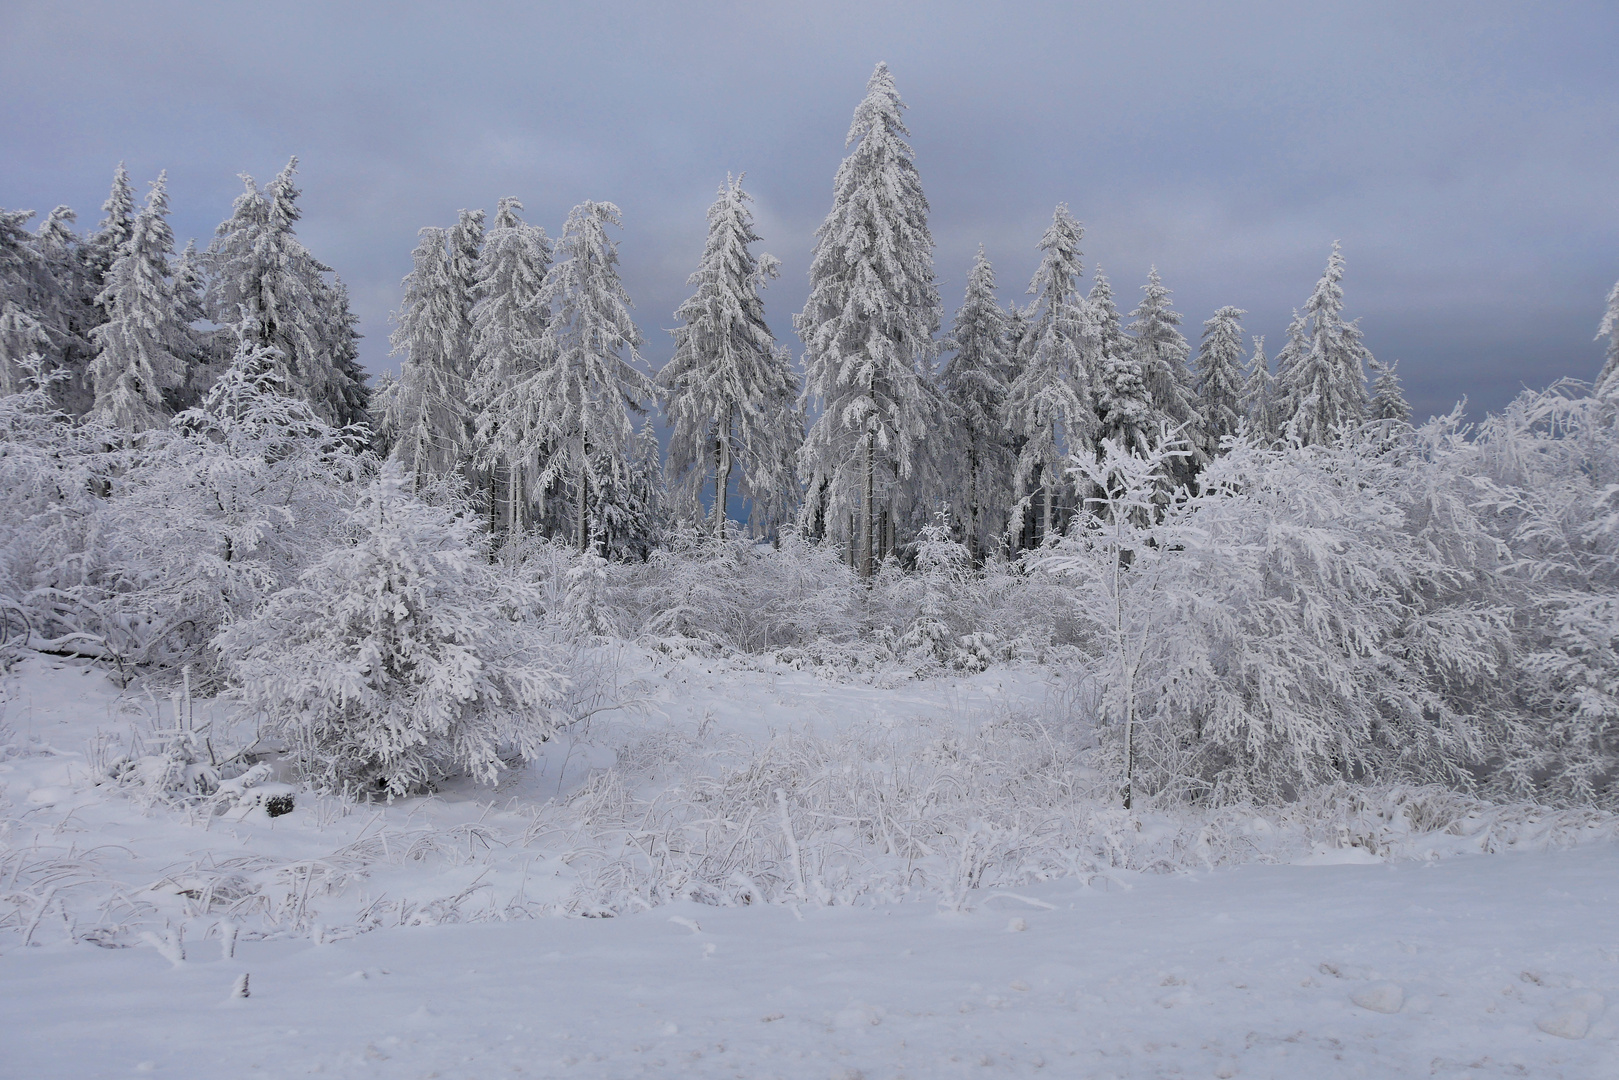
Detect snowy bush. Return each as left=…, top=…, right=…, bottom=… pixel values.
left=217, top=466, right=569, bottom=796
left=1459, top=384, right=1619, bottom=807
left=1041, top=433, right=1511, bottom=806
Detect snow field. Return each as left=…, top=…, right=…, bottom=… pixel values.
left=3, top=845, right=1617, bottom=1078
left=3, top=652, right=1618, bottom=1077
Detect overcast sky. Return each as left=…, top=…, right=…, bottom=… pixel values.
left=3, top=1, right=1616, bottom=420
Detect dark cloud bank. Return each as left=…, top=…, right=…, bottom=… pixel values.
left=4, top=0, right=1615, bottom=421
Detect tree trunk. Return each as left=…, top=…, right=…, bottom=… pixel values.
left=966, top=440, right=980, bottom=564
left=716, top=413, right=732, bottom=542
left=860, top=428, right=875, bottom=581
left=1041, top=474, right=1054, bottom=547
left=510, top=464, right=522, bottom=537
left=487, top=462, right=499, bottom=544
left=575, top=465, right=588, bottom=553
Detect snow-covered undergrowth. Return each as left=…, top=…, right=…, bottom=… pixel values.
left=4, top=652, right=1615, bottom=958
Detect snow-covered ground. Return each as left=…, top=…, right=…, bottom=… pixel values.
left=3, top=653, right=1617, bottom=1078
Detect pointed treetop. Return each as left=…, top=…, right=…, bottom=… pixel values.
left=99, top=162, right=135, bottom=239
left=1368, top=357, right=1413, bottom=424
left=1595, top=279, right=1619, bottom=396
left=269, top=157, right=302, bottom=228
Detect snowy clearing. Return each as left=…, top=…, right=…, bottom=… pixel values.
left=3, top=654, right=1618, bottom=1078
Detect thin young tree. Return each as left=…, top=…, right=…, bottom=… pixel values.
left=1003, top=204, right=1094, bottom=546
left=1195, top=306, right=1248, bottom=451
left=1277, top=242, right=1372, bottom=444
left=528, top=201, right=654, bottom=551
left=796, top=62, right=941, bottom=579
left=939, top=245, right=1013, bottom=561
left=661, top=175, right=801, bottom=540
left=469, top=198, right=552, bottom=537
left=88, top=173, right=195, bottom=432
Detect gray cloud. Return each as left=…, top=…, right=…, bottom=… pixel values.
left=3, top=0, right=1615, bottom=419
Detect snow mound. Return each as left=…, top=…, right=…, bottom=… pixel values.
left=1351, top=982, right=1405, bottom=1014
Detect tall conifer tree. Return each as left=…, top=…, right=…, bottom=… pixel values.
left=528, top=201, right=654, bottom=551
left=1003, top=205, right=1094, bottom=544
left=1195, top=306, right=1248, bottom=450
left=1242, top=335, right=1278, bottom=441
left=469, top=198, right=552, bottom=535
left=205, top=159, right=367, bottom=424
left=940, top=246, right=1013, bottom=560
left=661, top=175, right=800, bottom=540
left=88, top=173, right=194, bottom=431
left=1277, top=243, right=1372, bottom=444
left=796, top=62, right=941, bottom=579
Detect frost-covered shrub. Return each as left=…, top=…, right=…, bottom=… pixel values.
left=628, top=527, right=859, bottom=655
left=0, top=362, right=123, bottom=657
left=0, top=334, right=368, bottom=676
left=1043, top=434, right=1511, bottom=806
left=1458, top=384, right=1619, bottom=807
left=89, top=333, right=369, bottom=673
left=217, top=466, right=569, bottom=796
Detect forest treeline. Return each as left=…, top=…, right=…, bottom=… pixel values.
left=1, top=64, right=1616, bottom=808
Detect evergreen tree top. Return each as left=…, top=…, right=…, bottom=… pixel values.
left=98, top=163, right=135, bottom=246
left=1595, top=279, right=1619, bottom=396
left=1028, top=204, right=1085, bottom=323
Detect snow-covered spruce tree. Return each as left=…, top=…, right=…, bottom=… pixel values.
left=1595, top=279, right=1619, bottom=397
left=1126, top=267, right=1202, bottom=472
left=385, top=212, right=484, bottom=490
left=1241, top=335, right=1278, bottom=441
left=1093, top=325, right=1157, bottom=461
left=29, top=206, right=99, bottom=414
left=895, top=512, right=974, bottom=669
left=1087, top=267, right=1128, bottom=366
left=88, top=173, right=196, bottom=432
left=528, top=201, right=654, bottom=551
left=1002, top=204, right=1094, bottom=546
left=85, top=164, right=136, bottom=323
left=1368, top=357, right=1412, bottom=425
left=468, top=197, right=552, bottom=538
left=217, top=465, right=566, bottom=796
left=660, top=175, right=801, bottom=540
left=1194, top=306, right=1247, bottom=450
left=796, top=62, right=941, bottom=579
left=204, top=159, right=367, bottom=425
left=0, top=209, right=55, bottom=397
left=1090, top=266, right=1155, bottom=461
left=1277, top=242, right=1372, bottom=444
left=939, top=246, right=1013, bottom=560
left=171, top=240, right=215, bottom=407
left=1269, top=309, right=1309, bottom=436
